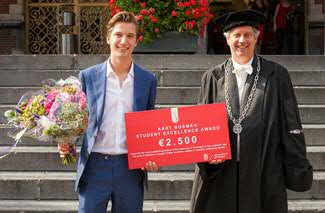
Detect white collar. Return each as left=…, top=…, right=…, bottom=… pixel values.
left=232, top=57, right=254, bottom=75
left=107, top=58, right=134, bottom=78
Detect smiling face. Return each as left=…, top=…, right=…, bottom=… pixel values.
left=107, top=22, right=138, bottom=60
left=226, top=26, right=258, bottom=64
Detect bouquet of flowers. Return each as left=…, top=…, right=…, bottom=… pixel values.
left=3, top=76, right=88, bottom=164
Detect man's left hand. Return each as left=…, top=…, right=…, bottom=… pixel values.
left=142, top=161, right=159, bottom=172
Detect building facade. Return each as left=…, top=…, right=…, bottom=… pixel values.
left=0, top=0, right=324, bottom=55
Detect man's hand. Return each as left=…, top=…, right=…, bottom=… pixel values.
left=142, top=161, right=159, bottom=172
left=57, top=143, right=75, bottom=159
left=209, top=159, right=225, bottom=164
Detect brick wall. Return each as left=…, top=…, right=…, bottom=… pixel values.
left=0, top=0, right=18, bottom=14
left=0, top=28, right=17, bottom=55
left=0, top=0, right=23, bottom=55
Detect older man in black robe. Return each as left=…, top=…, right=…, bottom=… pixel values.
left=190, top=10, right=313, bottom=213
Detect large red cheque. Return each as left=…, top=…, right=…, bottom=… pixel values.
left=125, top=103, right=231, bottom=169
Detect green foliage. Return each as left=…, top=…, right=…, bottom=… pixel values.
left=108, top=0, right=213, bottom=43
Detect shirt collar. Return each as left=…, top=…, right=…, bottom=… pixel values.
left=232, top=57, right=254, bottom=75
left=106, top=58, right=134, bottom=78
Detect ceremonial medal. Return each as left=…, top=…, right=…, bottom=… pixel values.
left=224, top=56, right=261, bottom=162
left=233, top=124, right=242, bottom=134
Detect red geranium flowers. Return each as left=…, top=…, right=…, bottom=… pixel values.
left=108, top=0, right=213, bottom=43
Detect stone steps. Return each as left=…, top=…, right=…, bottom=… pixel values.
left=156, top=70, right=325, bottom=87
left=155, top=105, right=325, bottom=125
left=1, top=124, right=324, bottom=146
left=2, top=103, right=325, bottom=124
left=0, top=199, right=324, bottom=213
left=302, top=124, right=325, bottom=145
left=0, top=200, right=189, bottom=213
left=157, top=86, right=325, bottom=105
left=1, top=86, right=325, bottom=105
left=164, top=104, right=325, bottom=124
left=0, top=171, right=324, bottom=200
left=0, top=146, right=323, bottom=171
left=1, top=55, right=325, bottom=71
left=0, top=70, right=324, bottom=87
left=0, top=172, right=192, bottom=200
left=299, top=105, right=325, bottom=124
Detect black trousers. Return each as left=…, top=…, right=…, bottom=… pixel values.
left=275, top=27, right=294, bottom=54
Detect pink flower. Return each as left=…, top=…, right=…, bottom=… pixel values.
left=44, top=91, right=59, bottom=113
left=140, top=2, right=146, bottom=7
left=138, top=35, right=144, bottom=42
left=190, top=0, right=196, bottom=6
left=69, top=95, right=78, bottom=103
left=44, top=102, right=53, bottom=114
left=192, top=8, right=202, bottom=19
left=202, top=17, right=209, bottom=25
left=183, top=20, right=189, bottom=29
left=199, top=0, right=208, bottom=7
left=188, top=20, right=196, bottom=30
left=78, top=92, right=87, bottom=109
left=154, top=28, right=159, bottom=33
left=27, top=98, right=34, bottom=107
left=48, top=101, right=59, bottom=119
left=149, top=14, right=157, bottom=23
left=184, top=2, right=191, bottom=7
left=47, top=91, right=59, bottom=101
left=149, top=7, right=155, bottom=14
left=136, top=15, right=143, bottom=21
left=140, top=9, right=148, bottom=15
left=171, top=10, right=177, bottom=17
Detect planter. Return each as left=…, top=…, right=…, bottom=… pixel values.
left=134, top=31, right=198, bottom=54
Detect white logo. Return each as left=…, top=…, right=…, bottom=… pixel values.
left=171, top=108, right=179, bottom=123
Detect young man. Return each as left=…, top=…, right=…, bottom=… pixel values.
left=59, top=11, right=158, bottom=213
left=190, top=10, right=312, bottom=213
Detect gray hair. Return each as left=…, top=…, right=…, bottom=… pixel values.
left=223, top=27, right=260, bottom=39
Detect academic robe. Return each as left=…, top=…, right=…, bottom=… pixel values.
left=190, top=56, right=313, bottom=213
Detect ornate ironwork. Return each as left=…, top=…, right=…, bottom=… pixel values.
left=80, top=6, right=109, bottom=54
left=26, top=0, right=109, bottom=54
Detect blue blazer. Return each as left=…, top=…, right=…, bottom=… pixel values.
left=75, top=61, right=157, bottom=191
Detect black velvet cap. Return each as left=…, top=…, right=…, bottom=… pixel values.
left=216, top=9, right=266, bottom=32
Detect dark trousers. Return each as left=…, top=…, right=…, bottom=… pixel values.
left=276, top=27, right=294, bottom=54
left=78, top=153, right=144, bottom=213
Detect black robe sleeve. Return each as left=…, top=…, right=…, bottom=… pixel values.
left=197, top=67, right=218, bottom=104
left=278, top=67, right=313, bottom=192
left=196, top=67, right=226, bottom=179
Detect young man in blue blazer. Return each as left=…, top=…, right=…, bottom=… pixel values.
left=59, top=11, right=158, bottom=213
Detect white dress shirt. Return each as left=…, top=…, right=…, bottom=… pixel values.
left=232, top=57, right=254, bottom=104
left=92, top=60, right=134, bottom=155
